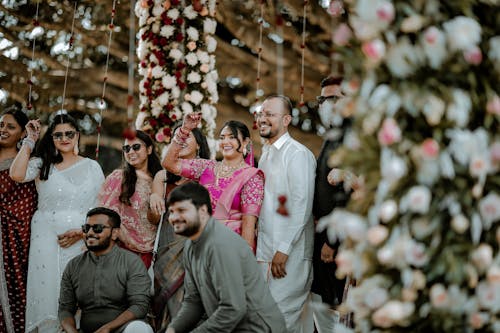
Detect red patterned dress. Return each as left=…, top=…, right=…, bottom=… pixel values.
left=0, top=158, right=37, bottom=333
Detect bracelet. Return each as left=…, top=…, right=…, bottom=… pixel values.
left=22, top=137, right=35, bottom=151
left=172, top=134, right=187, bottom=147
left=177, top=126, right=191, bottom=138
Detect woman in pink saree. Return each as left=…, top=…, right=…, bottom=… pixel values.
left=163, top=115, right=264, bottom=251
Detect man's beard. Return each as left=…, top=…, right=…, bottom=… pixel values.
left=85, top=235, right=112, bottom=252
left=173, top=216, right=201, bottom=237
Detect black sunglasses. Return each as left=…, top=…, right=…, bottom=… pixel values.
left=122, top=143, right=142, bottom=153
left=316, top=95, right=341, bottom=105
left=81, top=224, right=113, bottom=234
left=52, top=131, right=77, bottom=141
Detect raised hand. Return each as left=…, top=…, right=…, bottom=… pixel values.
left=26, top=119, right=41, bottom=141
left=182, top=112, right=202, bottom=131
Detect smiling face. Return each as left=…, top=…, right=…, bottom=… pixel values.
left=168, top=199, right=208, bottom=239
left=257, top=97, right=291, bottom=144
left=318, top=84, right=345, bottom=128
left=123, top=137, right=151, bottom=170
left=174, top=128, right=199, bottom=159
left=52, top=123, right=79, bottom=154
left=218, top=126, right=247, bottom=161
left=0, top=114, right=25, bottom=150
left=83, top=214, right=116, bottom=253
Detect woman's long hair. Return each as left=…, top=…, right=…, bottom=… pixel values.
left=35, top=113, right=80, bottom=180
left=120, top=130, right=162, bottom=205
left=166, top=125, right=211, bottom=185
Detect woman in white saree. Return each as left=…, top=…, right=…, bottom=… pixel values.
left=10, top=113, right=104, bottom=333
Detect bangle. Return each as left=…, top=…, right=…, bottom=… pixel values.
left=22, top=137, right=35, bottom=151
left=172, top=134, right=187, bottom=147
left=178, top=127, right=190, bottom=138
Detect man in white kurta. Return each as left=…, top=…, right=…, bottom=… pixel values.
left=256, top=95, right=316, bottom=333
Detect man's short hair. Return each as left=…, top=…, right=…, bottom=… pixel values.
left=320, top=76, right=343, bottom=88
left=167, top=182, right=213, bottom=215
left=86, top=207, right=121, bottom=228
left=264, top=94, right=293, bottom=115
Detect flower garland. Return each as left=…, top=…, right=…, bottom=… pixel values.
left=134, top=0, right=219, bottom=151
left=321, top=0, right=500, bottom=331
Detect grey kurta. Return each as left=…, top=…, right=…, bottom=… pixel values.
left=169, top=218, right=287, bottom=332
left=58, top=245, right=151, bottom=333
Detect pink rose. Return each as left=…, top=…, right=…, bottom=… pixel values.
left=362, top=39, right=386, bottom=62
left=490, top=142, right=500, bottom=166
left=376, top=1, right=395, bottom=23
left=470, top=312, right=488, bottom=329
left=367, top=225, right=389, bottom=246
left=486, top=94, right=500, bottom=115
left=471, top=244, right=493, bottom=271
left=430, top=284, right=449, bottom=308
left=377, top=118, right=402, bottom=146
left=187, top=41, right=197, bottom=51
left=421, top=138, right=439, bottom=159
left=424, top=26, right=439, bottom=44
left=155, top=131, right=165, bottom=142
left=463, top=46, right=483, bottom=65
left=487, top=266, right=500, bottom=284
left=333, top=23, right=352, bottom=46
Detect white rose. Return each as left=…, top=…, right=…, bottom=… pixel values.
left=488, top=36, right=500, bottom=73
left=186, top=27, right=199, bottom=41
left=167, top=8, right=180, bottom=20
left=469, top=154, right=491, bottom=179
left=183, top=5, right=198, bottom=20
left=372, top=301, right=414, bottom=327
left=169, top=49, right=183, bottom=61
left=152, top=4, right=164, bottom=17
left=151, top=105, right=162, bottom=117
left=400, top=186, right=431, bottom=214
left=136, top=40, right=147, bottom=60
left=135, top=111, right=148, bottom=130
left=422, top=93, right=445, bottom=126
left=421, top=26, right=448, bottom=69
left=476, top=281, right=498, bottom=311
left=157, top=91, right=169, bottom=106
left=367, top=225, right=389, bottom=246
left=203, top=18, right=217, bottom=34
left=446, top=89, right=471, bottom=127
left=190, top=90, right=204, bottom=105
left=181, top=102, right=193, bottom=114
left=187, top=71, right=201, bottom=83
left=171, top=86, right=180, bottom=99
left=471, top=244, right=493, bottom=272
left=335, top=250, right=355, bottom=278
left=377, top=246, right=395, bottom=266
left=196, top=50, right=210, bottom=64
left=185, top=52, right=198, bottom=66
left=443, top=16, right=482, bottom=51
left=162, top=75, right=176, bottom=89
left=206, top=35, right=217, bottom=53
left=386, top=37, right=424, bottom=78
left=430, top=284, right=449, bottom=308
left=487, top=265, right=500, bottom=284
left=160, top=25, right=175, bottom=38
left=364, top=287, right=389, bottom=309
left=378, top=200, right=398, bottom=223
left=478, top=192, right=500, bottom=228
left=152, top=22, right=160, bottom=34
left=151, top=66, right=164, bottom=79
left=401, top=15, right=425, bottom=33
left=451, top=214, right=469, bottom=234
left=405, top=241, right=429, bottom=267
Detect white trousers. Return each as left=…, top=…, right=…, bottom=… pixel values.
left=311, top=293, right=340, bottom=333
left=259, top=256, right=313, bottom=333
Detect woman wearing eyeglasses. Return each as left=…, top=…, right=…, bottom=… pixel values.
left=10, top=112, right=104, bottom=333
left=98, top=130, right=162, bottom=268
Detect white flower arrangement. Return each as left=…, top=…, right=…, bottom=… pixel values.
left=135, top=0, right=218, bottom=147
left=326, top=1, right=499, bottom=331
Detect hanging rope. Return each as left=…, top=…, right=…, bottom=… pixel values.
left=95, top=0, right=118, bottom=159
left=299, top=0, right=308, bottom=107
left=26, top=1, right=40, bottom=113
left=255, top=0, right=265, bottom=103
left=60, top=2, right=78, bottom=114
left=123, top=0, right=136, bottom=140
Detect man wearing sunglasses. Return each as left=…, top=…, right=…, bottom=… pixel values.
left=58, top=207, right=153, bottom=333
left=311, top=76, right=353, bottom=332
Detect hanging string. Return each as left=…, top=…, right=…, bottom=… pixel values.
left=253, top=0, right=265, bottom=130
left=95, top=0, right=118, bottom=159
left=123, top=0, right=136, bottom=140
left=276, top=12, right=284, bottom=95
left=26, top=1, right=40, bottom=112
left=299, top=0, right=308, bottom=107
left=60, top=2, right=78, bottom=114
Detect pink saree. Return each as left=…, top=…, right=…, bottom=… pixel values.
left=181, top=159, right=264, bottom=238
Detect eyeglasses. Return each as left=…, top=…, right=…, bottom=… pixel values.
left=52, top=131, right=77, bottom=141
left=316, top=95, right=341, bottom=105
left=122, top=143, right=142, bottom=153
left=254, top=112, right=282, bottom=120
left=81, top=224, right=113, bottom=234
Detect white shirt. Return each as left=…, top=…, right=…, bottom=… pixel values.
left=256, top=132, right=316, bottom=261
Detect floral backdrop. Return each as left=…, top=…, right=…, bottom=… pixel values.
left=134, top=0, right=219, bottom=153
left=321, top=0, right=500, bottom=332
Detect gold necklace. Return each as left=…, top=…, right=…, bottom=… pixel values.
left=216, top=160, right=246, bottom=180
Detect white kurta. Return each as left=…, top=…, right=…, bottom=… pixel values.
left=256, top=132, right=316, bottom=333
left=23, top=158, right=104, bottom=333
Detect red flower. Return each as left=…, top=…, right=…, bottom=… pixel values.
left=175, top=33, right=184, bottom=42
left=276, top=195, right=289, bottom=216
left=178, top=81, right=187, bottom=90
left=176, top=17, right=184, bottom=25
left=166, top=103, right=174, bottom=111
left=148, top=118, right=158, bottom=127
left=122, top=127, right=136, bottom=140
left=163, top=127, right=172, bottom=136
